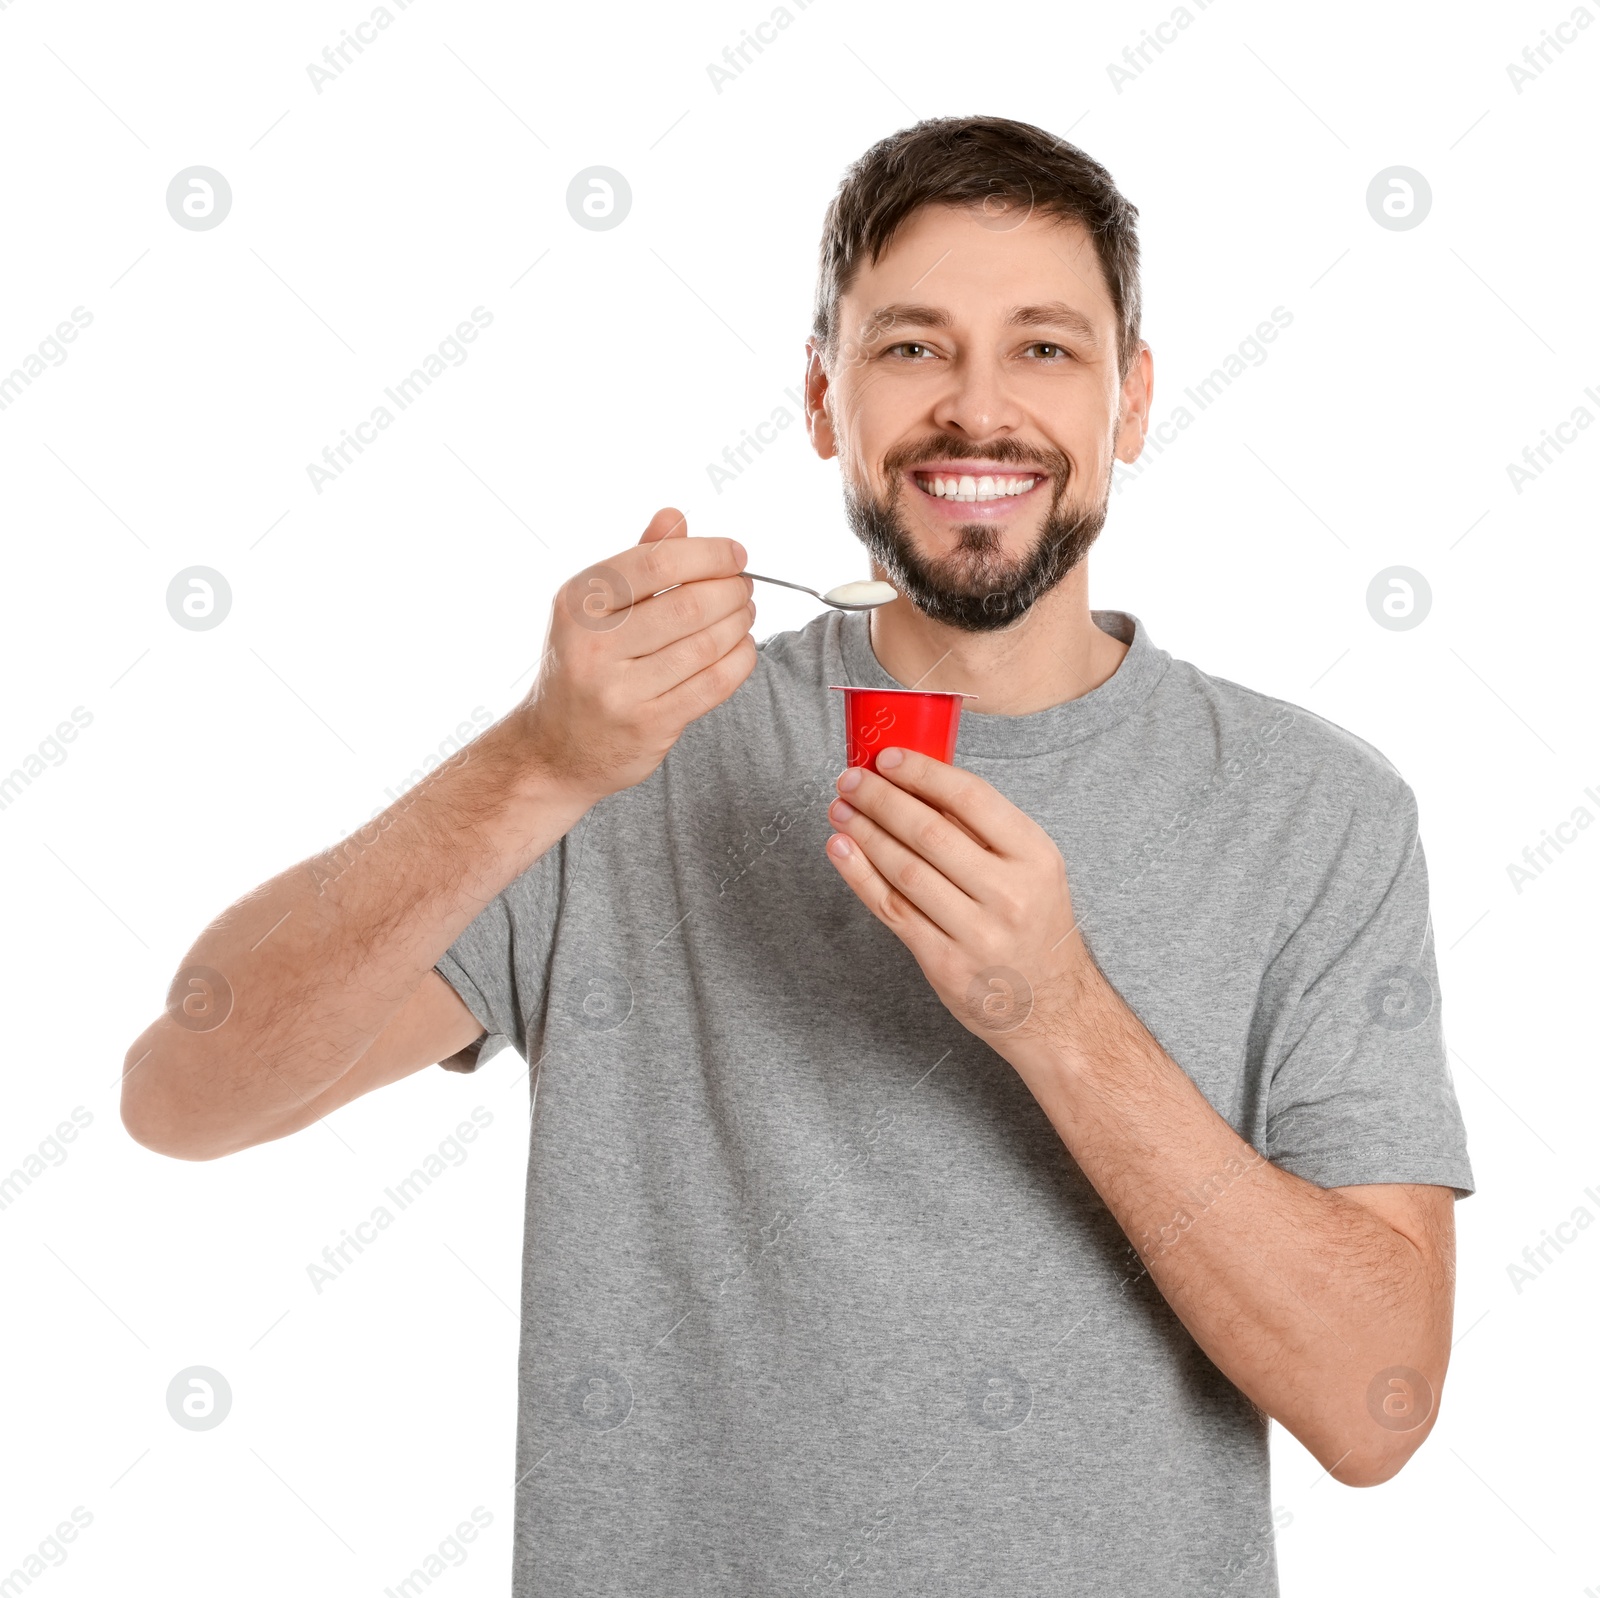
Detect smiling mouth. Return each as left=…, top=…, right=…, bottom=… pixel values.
left=912, top=471, right=1040, bottom=503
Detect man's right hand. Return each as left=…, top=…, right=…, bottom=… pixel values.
left=515, top=507, right=758, bottom=806
left=121, top=505, right=755, bottom=1160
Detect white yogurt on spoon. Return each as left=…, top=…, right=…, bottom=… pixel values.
left=820, top=580, right=899, bottom=609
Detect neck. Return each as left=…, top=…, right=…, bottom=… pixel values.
left=865, top=561, right=1129, bottom=716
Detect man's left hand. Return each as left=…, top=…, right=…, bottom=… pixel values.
left=824, top=746, right=1092, bottom=1050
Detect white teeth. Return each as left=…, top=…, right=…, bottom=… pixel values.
left=918, top=472, right=1037, bottom=502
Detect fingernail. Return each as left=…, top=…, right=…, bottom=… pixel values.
left=827, top=834, right=852, bottom=859
left=830, top=798, right=856, bottom=822
left=877, top=747, right=904, bottom=770
left=838, top=767, right=863, bottom=793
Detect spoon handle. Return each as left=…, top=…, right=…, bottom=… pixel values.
left=743, top=571, right=821, bottom=600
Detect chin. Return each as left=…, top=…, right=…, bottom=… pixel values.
left=915, top=526, right=1038, bottom=571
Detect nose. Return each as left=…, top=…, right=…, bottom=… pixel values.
left=929, top=348, right=1024, bottom=441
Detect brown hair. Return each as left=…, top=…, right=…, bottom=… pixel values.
left=812, top=115, right=1143, bottom=380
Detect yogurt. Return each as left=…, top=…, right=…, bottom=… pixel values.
left=821, top=580, right=899, bottom=609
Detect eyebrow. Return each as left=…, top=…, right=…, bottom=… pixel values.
left=1007, top=301, right=1103, bottom=346
left=865, top=300, right=1103, bottom=347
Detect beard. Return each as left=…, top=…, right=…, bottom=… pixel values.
left=842, top=440, right=1111, bottom=633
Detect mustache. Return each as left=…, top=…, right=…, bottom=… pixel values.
left=880, top=436, right=1074, bottom=480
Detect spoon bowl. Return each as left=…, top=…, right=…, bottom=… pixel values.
left=744, top=572, right=898, bottom=611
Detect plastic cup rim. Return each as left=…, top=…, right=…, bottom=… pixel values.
left=828, top=684, right=979, bottom=700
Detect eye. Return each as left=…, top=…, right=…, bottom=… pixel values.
left=1022, top=342, right=1071, bottom=360
left=885, top=341, right=938, bottom=360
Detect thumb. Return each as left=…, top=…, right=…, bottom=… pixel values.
left=639, top=506, right=688, bottom=544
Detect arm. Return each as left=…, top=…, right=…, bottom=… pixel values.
left=1006, top=1009, right=1453, bottom=1488
left=122, top=510, right=757, bottom=1160
left=821, top=746, right=1455, bottom=1487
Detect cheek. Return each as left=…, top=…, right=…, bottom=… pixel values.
left=835, top=375, right=919, bottom=476
left=1059, top=430, right=1114, bottom=489
left=851, top=441, right=902, bottom=502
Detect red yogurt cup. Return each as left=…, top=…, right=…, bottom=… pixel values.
left=830, top=686, right=977, bottom=773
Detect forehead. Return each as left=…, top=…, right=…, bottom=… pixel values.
left=839, top=203, right=1116, bottom=329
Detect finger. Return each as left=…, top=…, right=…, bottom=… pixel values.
left=562, top=537, right=748, bottom=630
left=825, top=791, right=971, bottom=939
left=636, top=600, right=756, bottom=697
left=620, top=573, right=755, bottom=659
left=824, top=830, right=950, bottom=965
left=832, top=764, right=992, bottom=899
left=871, top=746, right=1035, bottom=856
left=652, top=633, right=758, bottom=726
left=615, top=534, right=749, bottom=600
left=638, top=506, right=688, bottom=544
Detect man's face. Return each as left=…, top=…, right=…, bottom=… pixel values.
left=807, top=204, right=1149, bottom=630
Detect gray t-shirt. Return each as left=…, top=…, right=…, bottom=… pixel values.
left=436, top=609, right=1473, bottom=1598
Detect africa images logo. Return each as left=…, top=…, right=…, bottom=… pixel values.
left=1363, top=964, right=1434, bottom=1032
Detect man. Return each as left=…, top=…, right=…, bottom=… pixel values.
left=123, top=116, right=1473, bottom=1596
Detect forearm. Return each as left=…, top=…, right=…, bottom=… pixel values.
left=1007, top=962, right=1451, bottom=1484
left=122, top=709, right=590, bottom=1155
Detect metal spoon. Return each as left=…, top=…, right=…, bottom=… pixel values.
left=744, top=573, right=899, bottom=611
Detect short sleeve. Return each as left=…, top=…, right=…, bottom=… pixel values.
left=433, top=836, right=566, bottom=1074
left=1258, top=781, right=1475, bottom=1196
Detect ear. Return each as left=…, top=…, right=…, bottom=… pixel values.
left=803, top=340, right=837, bottom=462
left=1114, top=342, right=1155, bottom=466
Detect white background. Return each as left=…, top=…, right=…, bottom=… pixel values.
left=1, top=0, right=1596, bottom=1592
